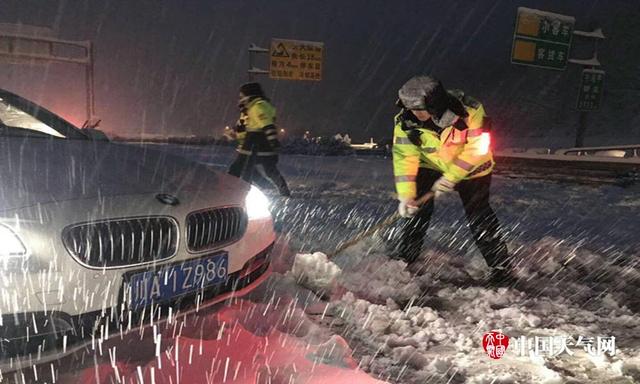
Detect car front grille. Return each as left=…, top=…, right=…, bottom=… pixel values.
left=63, top=217, right=178, bottom=268
left=186, top=207, right=247, bottom=252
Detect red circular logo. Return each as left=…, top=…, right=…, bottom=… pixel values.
left=482, top=330, right=510, bottom=359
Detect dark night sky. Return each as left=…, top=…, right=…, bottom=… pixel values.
left=1, top=0, right=639, bottom=146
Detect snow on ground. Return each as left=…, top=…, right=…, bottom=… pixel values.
left=54, top=297, right=386, bottom=384
left=293, top=244, right=640, bottom=383
left=291, top=252, right=342, bottom=295
left=51, top=144, right=640, bottom=383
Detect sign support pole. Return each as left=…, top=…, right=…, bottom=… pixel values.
left=248, top=49, right=254, bottom=82
left=571, top=29, right=605, bottom=148
left=85, top=41, right=95, bottom=122
left=576, top=111, right=588, bottom=147
left=247, top=44, right=270, bottom=82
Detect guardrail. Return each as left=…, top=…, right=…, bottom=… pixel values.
left=501, top=145, right=640, bottom=157
left=554, top=145, right=640, bottom=158
left=495, top=145, right=640, bottom=186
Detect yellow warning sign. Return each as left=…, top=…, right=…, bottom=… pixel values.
left=512, top=39, right=536, bottom=62
left=516, top=12, right=541, bottom=37
left=269, top=38, right=323, bottom=81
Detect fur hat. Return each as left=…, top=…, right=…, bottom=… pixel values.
left=239, top=82, right=265, bottom=98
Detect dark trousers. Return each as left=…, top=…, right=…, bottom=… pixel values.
left=228, top=153, right=290, bottom=196
left=392, top=168, right=510, bottom=268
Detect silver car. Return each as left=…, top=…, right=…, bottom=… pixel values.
left=0, top=89, right=275, bottom=365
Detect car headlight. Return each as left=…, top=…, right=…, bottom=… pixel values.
left=0, top=224, right=27, bottom=257
left=245, top=185, right=271, bottom=220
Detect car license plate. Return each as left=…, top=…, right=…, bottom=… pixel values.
left=126, top=253, right=228, bottom=310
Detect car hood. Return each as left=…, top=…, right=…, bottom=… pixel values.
left=0, top=137, right=243, bottom=212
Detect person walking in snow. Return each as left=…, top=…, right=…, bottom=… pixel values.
left=228, top=82, right=291, bottom=197
left=390, top=75, right=514, bottom=286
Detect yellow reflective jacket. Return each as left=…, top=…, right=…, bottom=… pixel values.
left=392, top=92, right=494, bottom=199
left=235, top=97, right=279, bottom=156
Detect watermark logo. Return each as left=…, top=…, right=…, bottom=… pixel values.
left=482, top=330, right=510, bottom=359
left=512, top=335, right=616, bottom=358
left=482, top=331, right=617, bottom=359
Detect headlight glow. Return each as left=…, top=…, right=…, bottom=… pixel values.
left=0, top=224, right=27, bottom=257
left=245, top=185, right=271, bottom=220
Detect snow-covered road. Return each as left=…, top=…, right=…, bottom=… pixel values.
left=192, top=145, right=640, bottom=383
left=35, top=144, right=640, bottom=384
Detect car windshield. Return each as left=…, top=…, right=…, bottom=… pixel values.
left=0, top=92, right=87, bottom=140
left=0, top=98, right=66, bottom=138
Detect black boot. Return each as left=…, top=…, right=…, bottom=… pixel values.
left=487, top=266, right=518, bottom=287
left=385, top=230, right=422, bottom=264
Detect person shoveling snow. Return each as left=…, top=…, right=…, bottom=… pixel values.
left=388, top=75, right=516, bottom=286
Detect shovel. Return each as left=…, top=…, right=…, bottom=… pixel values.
left=326, top=191, right=435, bottom=259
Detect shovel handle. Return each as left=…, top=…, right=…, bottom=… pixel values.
left=327, top=191, right=435, bottom=259
left=414, top=191, right=435, bottom=206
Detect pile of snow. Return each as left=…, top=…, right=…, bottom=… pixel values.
left=331, top=291, right=474, bottom=382
left=286, top=239, right=640, bottom=382
left=327, top=278, right=640, bottom=383
left=291, top=252, right=342, bottom=294
left=338, top=253, right=422, bottom=305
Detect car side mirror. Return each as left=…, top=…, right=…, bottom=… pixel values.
left=81, top=118, right=109, bottom=141
left=81, top=128, right=110, bottom=141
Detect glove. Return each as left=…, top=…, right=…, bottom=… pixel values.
left=398, top=198, right=419, bottom=218
left=431, top=176, right=457, bottom=197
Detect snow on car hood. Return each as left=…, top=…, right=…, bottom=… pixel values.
left=0, top=137, right=242, bottom=211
